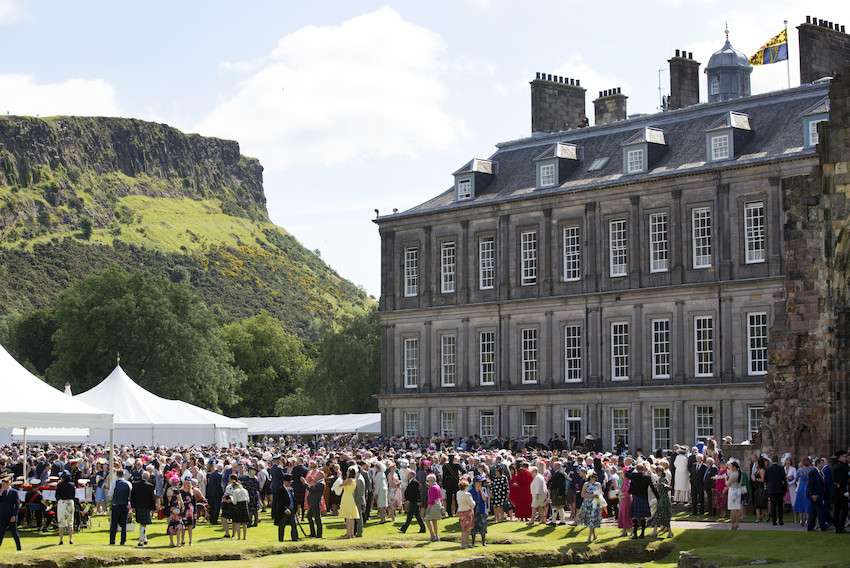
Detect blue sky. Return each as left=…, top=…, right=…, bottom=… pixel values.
left=0, top=0, right=844, bottom=296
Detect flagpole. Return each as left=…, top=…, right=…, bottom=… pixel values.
left=784, top=20, right=790, bottom=89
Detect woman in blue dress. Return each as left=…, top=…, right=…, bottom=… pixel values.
left=794, top=457, right=813, bottom=526
left=577, top=471, right=602, bottom=543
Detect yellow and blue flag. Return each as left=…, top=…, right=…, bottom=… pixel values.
left=749, top=29, right=788, bottom=65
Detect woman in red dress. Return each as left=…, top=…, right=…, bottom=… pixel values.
left=508, top=464, right=520, bottom=520
left=513, top=460, right=534, bottom=521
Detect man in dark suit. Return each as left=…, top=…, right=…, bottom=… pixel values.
left=398, top=470, right=425, bottom=533
left=304, top=471, right=325, bottom=538
left=764, top=455, right=788, bottom=525
left=832, top=451, right=849, bottom=533
left=690, top=454, right=706, bottom=515
left=703, top=457, right=718, bottom=516
left=109, top=469, right=133, bottom=545
left=131, top=471, right=156, bottom=546
left=206, top=462, right=223, bottom=525
left=291, top=458, right=309, bottom=521
left=273, top=473, right=298, bottom=542
left=268, top=455, right=285, bottom=521
left=807, top=457, right=832, bottom=531
left=0, top=475, right=22, bottom=551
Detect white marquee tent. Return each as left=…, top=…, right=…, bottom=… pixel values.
left=75, top=365, right=248, bottom=447
left=0, top=345, right=113, bottom=445
left=241, top=413, right=381, bottom=437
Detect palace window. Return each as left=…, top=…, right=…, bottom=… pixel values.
left=522, top=328, right=538, bottom=384
left=404, top=247, right=418, bottom=297
left=612, top=408, right=629, bottom=450
left=694, top=316, right=714, bottom=377
left=652, top=318, right=671, bottom=379
left=403, top=338, right=418, bottom=388
left=563, top=226, right=581, bottom=281
left=649, top=212, right=668, bottom=273
left=611, top=321, right=629, bottom=380
left=626, top=148, right=644, bottom=173
left=404, top=412, right=419, bottom=437
left=610, top=219, right=628, bottom=277
left=565, top=325, right=582, bottom=382
left=539, top=163, right=556, bottom=187
left=479, top=411, right=496, bottom=438
left=653, top=407, right=671, bottom=451
left=480, top=331, right=495, bottom=385
left=695, top=405, right=715, bottom=441
left=745, top=202, right=765, bottom=264
left=479, top=237, right=495, bottom=290
left=710, top=134, right=730, bottom=160
left=441, top=241, right=455, bottom=293
left=692, top=207, right=712, bottom=268
left=521, top=231, right=537, bottom=285
left=441, top=334, right=457, bottom=387
left=747, top=312, right=768, bottom=375
left=441, top=410, right=456, bottom=438
left=522, top=410, right=538, bottom=438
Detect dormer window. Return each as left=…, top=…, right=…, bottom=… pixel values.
left=626, top=149, right=645, bottom=173
left=705, top=111, right=753, bottom=162
left=452, top=158, right=494, bottom=202
left=802, top=98, right=829, bottom=148
left=539, top=163, right=556, bottom=187
left=622, top=127, right=667, bottom=175
left=710, top=134, right=730, bottom=160
left=533, top=142, right=580, bottom=189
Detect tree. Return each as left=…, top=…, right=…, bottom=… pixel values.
left=79, top=217, right=93, bottom=240
left=301, top=307, right=380, bottom=414
left=7, top=308, right=56, bottom=376
left=220, top=312, right=309, bottom=417
left=47, top=265, right=245, bottom=412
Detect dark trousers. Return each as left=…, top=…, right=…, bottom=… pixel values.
left=363, top=491, right=374, bottom=521
left=705, top=488, right=715, bottom=515
left=306, top=505, right=322, bottom=537
left=834, top=494, right=848, bottom=532
left=768, top=493, right=785, bottom=524
left=399, top=501, right=425, bottom=532
left=109, top=505, right=129, bottom=544
left=0, top=516, right=21, bottom=550
left=294, top=492, right=306, bottom=519
left=208, top=495, right=222, bottom=524
left=691, top=484, right=705, bottom=514
left=808, top=498, right=831, bottom=531
left=278, top=511, right=298, bottom=541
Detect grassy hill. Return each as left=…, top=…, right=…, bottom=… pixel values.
left=0, top=115, right=372, bottom=338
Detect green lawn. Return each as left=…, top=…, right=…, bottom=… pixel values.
left=3, top=510, right=847, bottom=568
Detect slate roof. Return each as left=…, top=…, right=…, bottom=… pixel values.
left=394, top=82, right=828, bottom=219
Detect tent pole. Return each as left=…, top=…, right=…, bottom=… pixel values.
left=22, top=427, right=27, bottom=479
left=108, top=427, right=115, bottom=498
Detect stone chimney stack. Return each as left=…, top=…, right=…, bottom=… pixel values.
left=530, top=73, right=587, bottom=134
left=799, top=16, right=850, bottom=84
left=593, top=88, right=627, bottom=125
left=668, top=49, right=700, bottom=110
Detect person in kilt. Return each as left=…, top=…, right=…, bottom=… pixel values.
left=626, top=463, right=659, bottom=540
left=246, top=467, right=262, bottom=527
left=131, top=471, right=156, bottom=546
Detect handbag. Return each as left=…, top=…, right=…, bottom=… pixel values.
left=596, top=492, right=607, bottom=508
left=608, top=481, right=620, bottom=500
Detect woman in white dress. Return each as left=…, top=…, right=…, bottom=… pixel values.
left=714, top=460, right=743, bottom=530
left=783, top=454, right=797, bottom=522
left=673, top=447, right=690, bottom=503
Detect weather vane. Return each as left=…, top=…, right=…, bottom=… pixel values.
left=725, top=21, right=729, bottom=40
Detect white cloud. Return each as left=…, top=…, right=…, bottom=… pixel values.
left=0, top=74, right=120, bottom=117
left=0, top=0, right=25, bottom=25
left=194, top=7, right=468, bottom=169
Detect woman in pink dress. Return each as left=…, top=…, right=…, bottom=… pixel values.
left=713, top=460, right=728, bottom=519
left=617, top=475, right=633, bottom=536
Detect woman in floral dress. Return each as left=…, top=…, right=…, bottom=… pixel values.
left=179, top=477, right=196, bottom=546
left=490, top=467, right=509, bottom=522
left=649, top=465, right=674, bottom=538
left=166, top=477, right=184, bottom=548
left=577, top=471, right=602, bottom=543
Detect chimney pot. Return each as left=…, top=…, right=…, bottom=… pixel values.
left=548, top=74, right=552, bottom=81
left=617, top=87, right=621, bottom=94
left=842, top=25, right=846, bottom=33
left=536, top=72, right=540, bottom=79
left=675, top=49, right=680, bottom=57
left=599, top=91, right=603, bottom=97
left=807, top=16, right=811, bottom=24
left=819, top=19, right=824, bottom=26
left=688, top=52, right=693, bottom=59
left=576, top=79, right=580, bottom=86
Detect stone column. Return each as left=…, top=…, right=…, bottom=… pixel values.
left=460, top=220, right=470, bottom=304
left=675, top=300, right=686, bottom=384
left=671, top=190, right=683, bottom=284
left=721, top=297, right=734, bottom=383
left=586, top=202, right=599, bottom=293
left=423, top=226, right=432, bottom=307
left=589, top=306, right=602, bottom=387
left=544, top=311, right=554, bottom=388
left=543, top=208, right=553, bottom=296
left=633, top=303, right=644, bottom=385
left=630, top=195, right=641, bottom=288
left=422, top=321, right=432, bottom=393
left=499, top=214, right=511, bottom=300
left=461, top=318, right=470, bottom=392
left=500, top=313, right=511, bottom=390
left=717, top=183, right=731, bottom=281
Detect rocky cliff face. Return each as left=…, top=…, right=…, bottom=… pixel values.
left=0, top=115, right=267, bottom=232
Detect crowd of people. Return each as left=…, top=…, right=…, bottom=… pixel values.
left=0, top=432, right=848, bottom=552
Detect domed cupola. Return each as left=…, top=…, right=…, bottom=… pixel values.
left=705, top=27, right=752, bottom=102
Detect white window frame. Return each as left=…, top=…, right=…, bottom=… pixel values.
left=744, top=201, right=765, bottom=264
left=695, top=405, right=715, bottom=441
left=710, top=134, right=730, bottom=161
left=403, top=337, right=418, bottom=388
left=521, top=230, right=537, bottom=286
left=710, top=76, right=720, bottom=95
left=564, top=324, right=582, bottom=382
left=479, top=237, right=495, bottom=290
left=747, top=312, right=768, bottom=376
left=521, top=410, right=538, bottom=439
left=440, top=334, right=457, bottom=387
left=611, top=321, right=629, bottom=381
left=403, top=411, right=419, bottom=438
left=479, top=411, right=496, bottom=438
left=626, top=148, right=644, bottom=173
left=565, top=409, right=582, bottom=444
left=612, top=408, right=629, bottom=450
left=441, top=241, right=456, bottom=293
left=563, top=225, right=581, bottom=281
left=651, top=318, right=671, bottom=379
left=404, top=246, right=418, bottom=297
left=692, top=207, right=712, bottom=269
left=649, top=212, right=668, bottom=273
left=652, top=407, right=671, bottom=451
left=808, top=118, right=825, bottom=146
left=539, top=163, right=556, bottom=188
left=457, top=179, right=472, bottom=200
left=441, top=410, right=456, bottom=438
left=694, top=315, right=714, bottom=377
left=479, top=331, right=495, bottom=386
left=521, top=328, right=538, bottom=384
left=748, top=405, right=764, bottom=441
left=609, top=219, right=628, bottom=277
